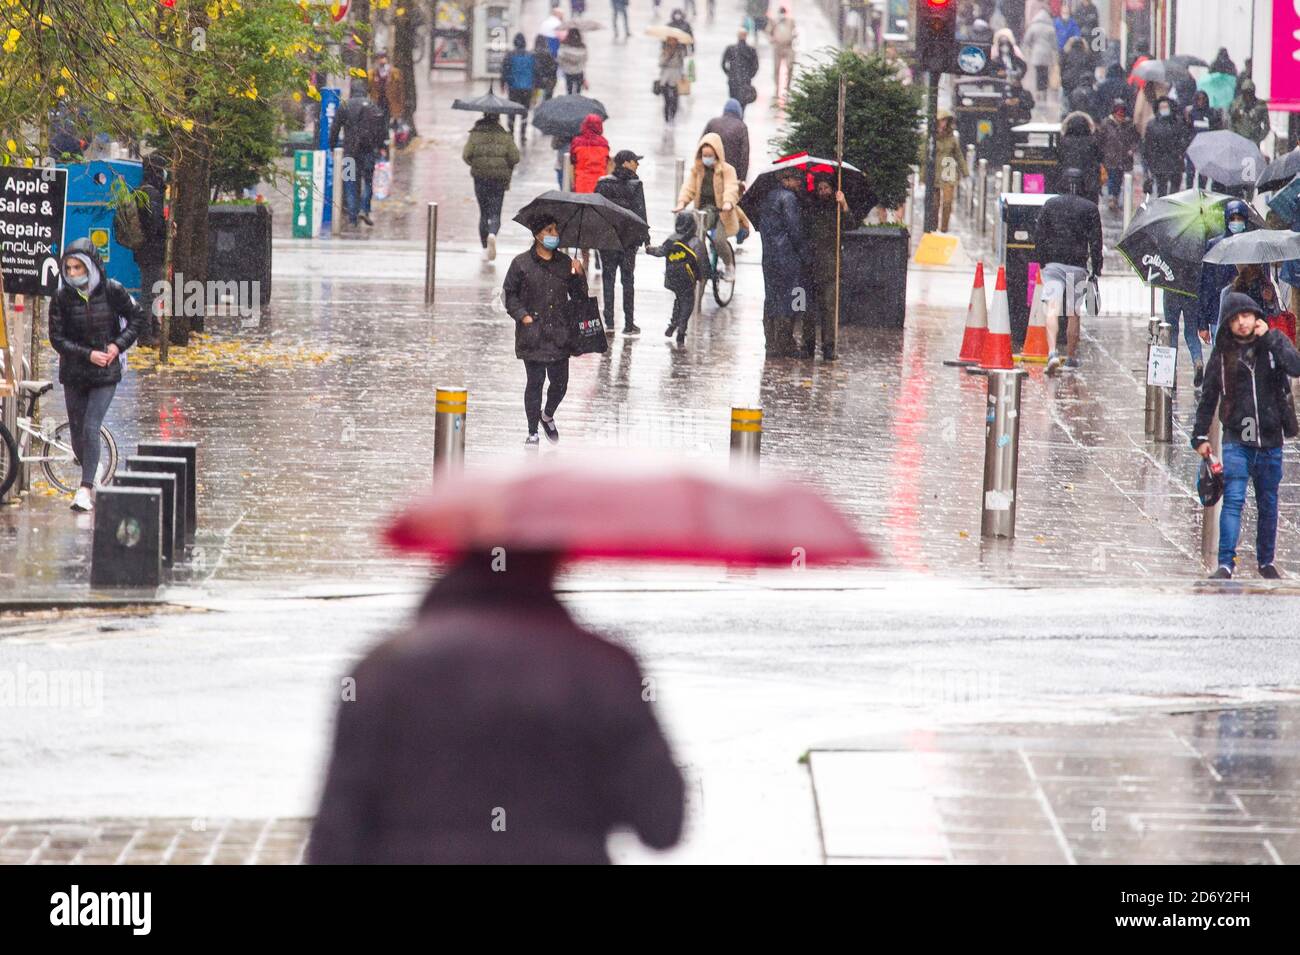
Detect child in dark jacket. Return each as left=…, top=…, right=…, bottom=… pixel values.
left=646, top=210, right=711, bottom=345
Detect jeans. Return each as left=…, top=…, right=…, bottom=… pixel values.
left=523, top=358, right=570, bottom=433
left=1104, top=167, right=1125, bottom=198
left=63, top=382, right=117, bottom=487
left=612, top=2, right=629, bottom=35
left=343, top=154, right=375, bottom=224
left=1162, top=291, right=1204, bottom=365
left=1219, top=442, right=1283, bottom=569
left=600, top=250, right=636, bottom=326
left=473, top=178, right=506, bottom=247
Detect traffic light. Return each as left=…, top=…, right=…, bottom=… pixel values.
left=916, top=0, right=958, bottom=74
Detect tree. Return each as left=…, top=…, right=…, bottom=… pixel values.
left=777, top=49, right=923, bottom=210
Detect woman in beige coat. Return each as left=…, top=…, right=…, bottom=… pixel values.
left=673, top=132, right=751, bottom=238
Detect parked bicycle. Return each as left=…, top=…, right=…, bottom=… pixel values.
left=0, top=380, right=118, bottom=499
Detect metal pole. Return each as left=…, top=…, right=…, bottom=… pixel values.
left=981, top=368, right=1026, bottom=540
left=1000, top=164, right=1011, bottom=197
left=965, top=145, right=977, bottom=216
left=14, top=296, right=29, bottom=493
left=1144, top=316, right=1161, bottom=436
left=1201, top=410, right=1222, bottom=570
left=1122, top=171, right=1134, bottom=228
left=730, top=407, right=762, bottom=471
left=1153, top=322, right=1174, bottom=443
left=977, top=158, right=989, bottom=237
left=433, top=387, right=467, bottom=479
left=331, top=147, right=344, bottom=237
left=424, top=202, right=437, bottom=307
left=923, top=71, right=940, bottom=233
left=674, top=158, right=685, bottom=201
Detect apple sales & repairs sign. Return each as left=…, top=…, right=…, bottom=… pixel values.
left=0, top=166, right=68, bottom=296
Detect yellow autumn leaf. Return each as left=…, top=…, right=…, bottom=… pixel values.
left=39, top=14, right=51, bottom=26
left=292, top=91, right=302, bottom=102
left=60, top=66, right=71, bottom=79
left=56, top=84, right=65, bottom=96
left=105, top=91, right=116, bottom=102
left=181, top=119, right=194, bottom=132
left=2, top=28, right=20, bottom=53
left=349, top=67, right=367, bottom=78
left=5, top=139, right=15, bottom=152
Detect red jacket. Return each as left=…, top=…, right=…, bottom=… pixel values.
left=569, top=114, right=609, bottom=193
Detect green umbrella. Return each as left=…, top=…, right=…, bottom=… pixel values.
left=1197, top=72, right=1238, bottom=111
left=1117, top=189, right=1265, bottom=296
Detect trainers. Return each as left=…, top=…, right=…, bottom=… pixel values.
left=1209, top=565, right=1233, bottom=580
left=1260, top=564, right=1282, bottom=580
left=486, top=233, right=497, bottom=261
left=71, top=487, right=93, bottom=512
left=359, top=212, right=374, bottom=226
left=623, top=322, right=641, bottom=336
left=539, top=414, right=559, bottom=444
left=1064, top=356, right=1081, bottom=369
left=1193, top=362, right=1205, bottom=388
left=1045, top=352, right=1064, bottom=375
left=524, top=433, right=540, bottom=447
left=665, top=323, right=676, bottom=337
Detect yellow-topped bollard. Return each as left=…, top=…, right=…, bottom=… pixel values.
left=730, top=406, right=762, bottom=471
left=433, top=387, right=467, bottom=480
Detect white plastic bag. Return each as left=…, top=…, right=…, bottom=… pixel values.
left=373, top=159, right=392, bottom=201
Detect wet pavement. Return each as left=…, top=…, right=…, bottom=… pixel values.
left=4, top=1, right=1300, bottom=864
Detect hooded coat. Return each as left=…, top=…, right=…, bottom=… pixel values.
left=1022, top=10, right=1058, bottom=69
left=1058, top=111, right=1102, bottom=200
left=1198, top=199, right=1257, bottom=331
left=48, top=238, right=146, bottom=388
left=991, top=29, right=1027, bottom=82
left=1229, top=78, right=1270, bottom=144
left=701, top=100, right=751, bottom=182
left=462, top=116, right=521, bottom=185
left=1059, top=37, right=1092, bottom=96
left=1095, top=63, right=1133, bottom=117
left=647, top=210, right=711, bottom=290
left=569, top=114, right=609, bottom=193
left=1192, top=294, right=1300, bottom=451
left=757, top=183, right=808, bottom=320
left=676, top=132, right=742, bottom=236
left=1096, top=107, right=1140, bottom=172
left=1185, top=91, right=1222, bottom=139
left=501, top=34, right=536, bottom=92
left=917, top=110, right=967, bottom=184
left=307, top=554, right=685, bottom=864
left=329, top=81, right=385, bottom=159
left=1141, top=96, right=1189, bottom=175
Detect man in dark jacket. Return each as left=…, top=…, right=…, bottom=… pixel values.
left=1194, top=294, right=1300, bottom=580
left=499, top=33, right=535, bottom=144
left=758, top=168, right=809, bottom=358
left=594, top=150, right=648, bottom=335
left=329, top=79, right=386, bottom=227
left=309, top=551, right=685, bottom=863
left=1197, top=198, right=1253, bottom=341
left=48, top=239, right=146, bottom=510
left=1095, top=62, right=1133, bottom=118
left=721, top=29, right=759, bottom=113
left=802, top=176, right=848, bottom=361
left=132, top=151, right=169, bottom=344
left=1184, top=90, right=1222, bottom=188
left=1037, top=168, right=1103, bottom=373
left=700, top=99, right=750, bottom=183
left=1141, top=95, right=1189, bottom=198
left=502, top=216, right=587, bottom=445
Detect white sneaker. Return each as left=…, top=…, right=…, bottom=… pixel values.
left=71, top=487, right=93, bottom=512
left=486, top=233, right=497, bottom=261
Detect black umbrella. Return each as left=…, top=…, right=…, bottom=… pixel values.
left=513, top=191, right=649, bottom=250
left=740, top=154, right=876, bottom=225
left=1117, top=188, right=1267, bottom=295
left=530, top=95, right=607, bottom=139
left=1203, top=230, right=1300, bottom=265
left=1257, top=150, right=1300, bottom=194
left=451, top=91, right=527, bottom=116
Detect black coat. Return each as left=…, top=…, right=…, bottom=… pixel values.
left=758, top=187, right=808, bottom=320
left=1095, top=65, right=1133, bottom=117
left=1035, top=193, right=1103, bottom=274
left=1058, top=125, right=1103, bottom=200
left=308, top=554, right=685, bottom=864
left=1142, top=106, right=1190, bottom=175
left=1193, top=302, right=1300, bottom=450
left=48, top=238, right=146, bottom=388
left=502, top=246, right=587, bottom=362
left=594, top=168, right=648, bottom=248
left=722, top=41, right=759, bottom=89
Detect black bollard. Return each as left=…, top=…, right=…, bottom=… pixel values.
left=113, top=471, right=178, bottom=567
left=91, top=487, right=162, bottom=588
left=126, top=456, right=189, bottom=555
left=137, top=441, right=197, bottom=538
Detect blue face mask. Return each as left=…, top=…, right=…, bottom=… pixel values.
left=64, top=272, right=89, bottom=288
left=541, top=234, right=561, bottom=250
left=1228, top=220, right=1246, bottom=234
left=702, top=156, right=716, bottom=168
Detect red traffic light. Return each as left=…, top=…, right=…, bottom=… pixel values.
left=925, top=0, right=952, bottom=6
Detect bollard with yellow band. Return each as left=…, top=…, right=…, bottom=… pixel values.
left=729, top=406, right=762, bottom=471
left=433, top=387, right=467, bottom=480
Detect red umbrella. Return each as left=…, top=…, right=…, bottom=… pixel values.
left=384, top=459, right=875, bottom=566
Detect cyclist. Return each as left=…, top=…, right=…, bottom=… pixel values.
left=48, top=238, right=146, bottom=512
left=672, top=134, right=743, bottom=284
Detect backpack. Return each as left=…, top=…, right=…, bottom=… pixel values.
left=665, top=240, right=701, bottom=288
left=115, top=198, right=145, bottom=251
left=355, top=99, right=388, bottom=153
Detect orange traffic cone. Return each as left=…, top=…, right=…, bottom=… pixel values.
left=944, top=261, right=988, bottom=367
left=977, top=266, right=1015, bottom=371
left=1016, top=273, right=1050, bottom=363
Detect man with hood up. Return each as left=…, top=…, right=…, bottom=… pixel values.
left=1140, top=95, right=1188, bottom=197
left=646, top=210, right=711, bottom=345
left=1193, top=293, right=1300, bottom=580
left=1198, top=198, right=1254, bottom=344
left=48, top=239, right=146, bottom=512
left=1229, top=77, right=1270, bottom=146
left=1183, top=89, right=1222, bottom=188
left=329, top=79, right=387, bottom=228
left=1057, top=111, right=1101, bottom=201
left=499, top=33, right=536, bottom=145
left=700, top=99, right=751, bottom=183
left=1095, top=62, right=1133, bottom=118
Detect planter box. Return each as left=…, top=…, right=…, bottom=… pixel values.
left=839, top=227, right=908, bottom=328
left=207, top=203, right=272, bottom=307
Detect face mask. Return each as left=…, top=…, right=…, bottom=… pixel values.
left=702, top=156, right=716, bottom=168
left=541, top=234, right=561, bottom=250
left=1228, top=220, right=1246, bottom=234
left=1159, top=108, right=1171, bottom=118
left=64, top=272, right=88, bottom=288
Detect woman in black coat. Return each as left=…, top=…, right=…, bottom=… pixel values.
left=501, top=215, right=587, bottom=445
left=48, top=237, right=146, bottom=511
left=1057, top=112, right=1103, bottom=203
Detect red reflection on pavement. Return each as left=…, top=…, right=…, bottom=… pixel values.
left=884, top=339, right=931, bottom=574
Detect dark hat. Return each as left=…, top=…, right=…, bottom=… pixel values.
left=613, top=149, right=643, bottom=164
left=1221, top=291, right=1266, bottom=323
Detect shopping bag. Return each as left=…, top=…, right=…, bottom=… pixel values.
left=569, top=296, right=608, bottom=355
left=373, top=159, right=392, bottom=201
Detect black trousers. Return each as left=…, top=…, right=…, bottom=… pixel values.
left=600, top=250, right=636, bottom=326
left=1150, top=171, right=1181, bottom=197
left=662, top=86, right=680, bottom=121
left=523, top=358, right=570, bottom=433
left=473, top=178, right=506, bottom=247
left=506, top=88, right=532, bottom=138
left=668, top=285, right=694, bottom=336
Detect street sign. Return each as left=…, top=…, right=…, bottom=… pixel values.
left=0, top=166, right=68, bottom=296
left=1147, top=344, right=1177, bottom=388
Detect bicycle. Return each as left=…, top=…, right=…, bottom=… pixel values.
left=693, top=207, right=736, bottom=307
left=0, top=380, right=119, bottom=500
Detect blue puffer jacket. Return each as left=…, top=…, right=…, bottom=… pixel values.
left=1198, top=199, right=1253, bottom=331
